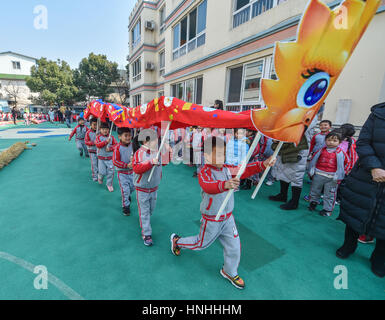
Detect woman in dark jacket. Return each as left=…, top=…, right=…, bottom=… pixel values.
left=336, top=102, right=385, bottom=278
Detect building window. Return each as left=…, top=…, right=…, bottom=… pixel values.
left=132, top=19, right=141, bottom=49
left=159, top=6, right=166, bottom=33
left=132, top=58, right=141, bottom=82
left=158, top=91, right=164, bottom=97
left=159, top=51, right=165, bottom=77
left=12, top=61, right=21, bottom=70
left=171, top=77, right=203, bottom=104
left=233, top=0, right=280, bottom=28
left=133, top=94, right=142, bottom=107
left=172, top=0, right=207, bottom=60
left=226, top=58, right=270, bottom=112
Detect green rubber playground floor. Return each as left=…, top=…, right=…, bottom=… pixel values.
left=0, top=123, right=383, bottom=300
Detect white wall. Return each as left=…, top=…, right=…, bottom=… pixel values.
left=0, top=53, right=36, bottom=75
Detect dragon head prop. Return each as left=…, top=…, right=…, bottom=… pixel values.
left=251, top=0, right=380, bottom=144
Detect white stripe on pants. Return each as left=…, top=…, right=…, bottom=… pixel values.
left=89, top=153, right=98, bottom=181
left=136, top=190, right=157, bottom=238
left=177, top=214, right=241, bottom=278
left=98, top=159, right=114, bottom=187
left=118, top=173, right=134, bottom=207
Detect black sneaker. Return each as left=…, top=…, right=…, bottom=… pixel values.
left=269, top=193, right=287, bottom=202
left=80, top=150, right=83, bottom=157
left=144, top=236, right=153, bottom=246
left=123, top=206, right=130, bottom=216
left=308, top=201, right=318, bottom=212
left=336, top=243, right=357, bottom=259
left=319, top=209, right=332, bottom=217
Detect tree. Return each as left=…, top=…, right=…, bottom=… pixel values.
left=113, top=68, right=130, bottom=105
left=74, top=53, right=120, bottom=102
left=3, top=80, right=21, bottom=107
left=26, top=58, right=78, bottom=106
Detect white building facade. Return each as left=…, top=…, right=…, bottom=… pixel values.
left=0, top=51, right=38, bottom=108
left=127, top=0, right=385, bottom=126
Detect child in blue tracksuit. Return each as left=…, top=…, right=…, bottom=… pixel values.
left=226, top=128, right=249, bottom=166
left=170, top=136, right=275, bottom=290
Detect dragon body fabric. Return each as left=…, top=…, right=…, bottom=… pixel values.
left=252, top=0, right=380, bottom=144
left=85, top=0, right=380, bottom=137
left=84, top=97, right=256, bottom=130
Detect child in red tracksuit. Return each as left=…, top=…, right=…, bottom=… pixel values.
left=170, top=136, right=275, bottom=290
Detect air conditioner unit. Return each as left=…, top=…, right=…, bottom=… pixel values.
left=145, top=20, right=155, bottom=31
left=145, top=62, right=155, bottom=71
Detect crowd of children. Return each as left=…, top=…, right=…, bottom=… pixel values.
left=68, top=114, right=363, bottom=289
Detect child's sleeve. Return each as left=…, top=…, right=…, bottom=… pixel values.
left=132, top=150, right=153, bottom=174
left=95, top=135, right=108, bottom=148
left=198, top=167, right=227, bottom=194
left=113, top=147, right=128, bottom=169
left=84, top=130, right=94, bottom=146
left=69, top=125, right=78, bottom=140
left=239, top=161, right=266, bottom=179
left=309, top=134, right=316, bottom=155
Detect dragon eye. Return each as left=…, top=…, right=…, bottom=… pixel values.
left=297, top=71, right=330, bottom=108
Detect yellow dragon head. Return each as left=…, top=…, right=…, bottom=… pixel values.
left=251, top=0, right=380, bottom=144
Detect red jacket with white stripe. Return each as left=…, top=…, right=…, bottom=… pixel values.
left=84, top=129, right=97, bottom=153
left=198, top=162, right=266, bottom=220
left=113, top=142, right=133, bottom=174
left=69, top=124, right=88, bottom=141
left=133, top=146, right=166, bottom=191
left=95, top=134, right=118, bottom=159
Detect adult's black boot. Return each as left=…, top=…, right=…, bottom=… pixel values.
left=336, top=225, right=359, bottom=259
left=269, top=181, right=289, bottom=202
left=370, top=239, right=385, bottom=278
left=280, top=186, right=302, bottom=210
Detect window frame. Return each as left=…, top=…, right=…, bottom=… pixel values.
left=133, top=94, right=142, bottom=107
left=131, top=19, right=141, bottom=49
left=12, top=61, right=21, bottom=70
left=172, top=0, right=207, bottom=60
left=159, top=5, right=166, bottom=33
left=225, top=57, right=273, bottom=112
left=171, top=76, right=203, bottom=104
left=132, top=57, right=142, bottom=82
left=159, top=50, right=165, bottom=77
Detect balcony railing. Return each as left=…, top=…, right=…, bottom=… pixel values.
left=233, top=0, right=280, bottom=28
left=172, top=31, right=206, bottom=61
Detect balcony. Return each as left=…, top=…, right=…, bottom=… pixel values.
left=233, top=0, right=285, bottom=28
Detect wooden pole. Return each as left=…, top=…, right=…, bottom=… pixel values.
left=214, top=132, right=262, bottom=221
left=251, top=141, right=284, bottom=199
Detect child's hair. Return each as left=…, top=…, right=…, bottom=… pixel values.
left=117, top=127, right=132, bottom=136
left=340, top=123, right=355, bottom=138
left=78, top=117, right=85, bottom=122
left=90, top=118, right=98, bottom=124
left=203, top=136, right=226, bottom=154
left=100, top=122, right=110, bottom=129
left=320, top=120, right=332, bottom=127
left=214, top=100, right=224, bottom=110
left=326, top=130, right=342, bottom=142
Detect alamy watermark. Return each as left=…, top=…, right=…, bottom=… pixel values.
left=33, top=5, right=48, bottom=30
left=33, top=265, right=48, bottom=290
left=333, top=265, right=348, bottom=290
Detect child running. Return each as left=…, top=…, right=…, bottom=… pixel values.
left=68, top=117, right=89, bottom=157
left=133, top=129, right=168, bottom=246
left=95, top=122, right=118, bottom=192
left=113, top=128, right=134, bottom=216
left=308, top=131, right=349, bottom=217
left=170, top=136, right=276, bottom=290
left=84, top=118, right=99, bottom=182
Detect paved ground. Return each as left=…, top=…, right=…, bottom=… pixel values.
left=0, top=123, right=383, bottom=300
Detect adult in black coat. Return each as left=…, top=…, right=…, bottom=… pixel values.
left=336, top=102, right=385, bottom=278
